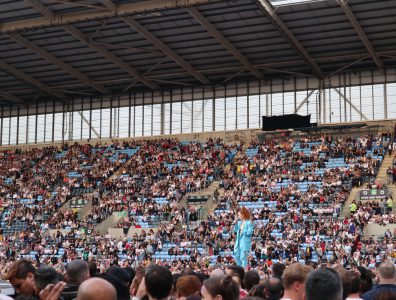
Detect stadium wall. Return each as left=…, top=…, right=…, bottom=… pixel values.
left=0, top=68, right=396, bottom=145
left=0, top=119, right=394, bottom=151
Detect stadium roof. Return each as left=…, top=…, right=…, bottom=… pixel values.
left=0, top=0, right=395, bottom=105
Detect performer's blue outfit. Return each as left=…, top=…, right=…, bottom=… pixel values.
left=233, top=220, right=254, bottom=267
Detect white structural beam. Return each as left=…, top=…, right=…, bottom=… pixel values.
left=121, top=16, right=211, bottom=85
left=79, top=112, right=100, bottom=138
left=295, top=89, right=317, bottom=113
left=8, top=33, right=111, bottom=94
left=332, top=87, right=368, bottom=121
left=186, top=7, right=264, bottom=80
left=257, top=0, right=324, bottom=79
left=338, top=0, right=383, bottom=70
left=1, top=0, right=221, bottom=33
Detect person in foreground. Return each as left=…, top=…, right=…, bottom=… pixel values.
left=362, top=261, right=396, bottom=300
left=304, top=267, right=343, bottom=300
left=132, top=265, right=173, bottom=300
left=281, top=263, right=312, bottom=300
left=233, top=206, right=254, bottom=268
left=76, top=278, right=117, bottom=300
left=62, top=260, right=90, bottom=300
left=4, top=260, right=36, bottom=297
left=201, top=275, right=239, bottom=300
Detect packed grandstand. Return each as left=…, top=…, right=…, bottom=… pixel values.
left=1, top=0, right=396, bottom=299
left=0, top=131, right=395, bottom=300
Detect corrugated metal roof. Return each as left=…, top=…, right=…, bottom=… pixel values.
left=0, top=0, right=395, bottom=104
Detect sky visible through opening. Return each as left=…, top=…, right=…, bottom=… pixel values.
left=271, top=0, right=328, bottom=6
left=1, top=81, right=396, bottom=145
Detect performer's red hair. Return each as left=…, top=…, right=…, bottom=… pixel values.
left=240, top=206, right=251, bottom=220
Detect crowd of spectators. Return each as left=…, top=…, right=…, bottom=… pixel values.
left=352, top=198, right=396, bottom=225
left=0, top=133, right=395, bottom=300
left=87, top=138, right=239, bottom=228
left=0, top=141, right=139, bottom=234
left=201, top=134, right=394, bottom=269
left=1, top=257, right=395, bottom=300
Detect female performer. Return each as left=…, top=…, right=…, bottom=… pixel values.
left=233, top=206, right=254, bottom=268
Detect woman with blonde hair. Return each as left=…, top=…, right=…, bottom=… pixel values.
left=233, top=206, right=254, bottom=268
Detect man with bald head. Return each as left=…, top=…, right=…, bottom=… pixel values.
left=77, top=278, right=117, bottom=300
left=362, top=261, right=396, bottom=300
left=210, top=268, right=224, bottom=278
left=62, top=260, right=90, bottom=300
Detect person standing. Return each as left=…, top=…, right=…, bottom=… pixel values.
left=386, top=196, right=393, bottom=213
left=213, top=188, right=220, bottom=203
left=349, top=201, right=357, bottom=215
left=362, top=261, right=396, bottom=300
left=387, top=167, right=393, bottom=184
left=233, top=207, right=254, bottom=268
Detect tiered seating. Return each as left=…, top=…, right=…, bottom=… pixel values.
left=153, top=197, right=168, bottom=205
left=0, top=134, right=393, bottom=270
left=97, top=139, right=237, bottom=230
left=246, top=147, right=258, bottom=158
left=108, top=148, right=140, bottom=163
left=0, top=142, right=140, bottom=233
left=203, top=135, right=385, bottom=265
left=152, top=243, right=205, bottom=261
left=1, top=219, right=27, bottom=235
left=54, top=151, right=67, bottom=159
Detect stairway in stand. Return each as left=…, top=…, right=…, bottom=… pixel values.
left=341, top=188, right=360, bottom=218
left=342, top=152, right=395, bottom=218
left=376, top=154, right=394, bottom=184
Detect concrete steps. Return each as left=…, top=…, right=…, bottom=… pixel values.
left=59, top=157, right=135, bottom=215
left=372, top=154, right=396, bottom=212
left=96, top=212, right=125, bottom=234
left=205, top=185, right=225, bottom=218
left=341, top=188, right=360, bottom=217
left=342, top=154, right=395, bottom=218
left=73, top=154, right=139, bottom=232
left=376, top=154, right=394, bottom=184
left=195, top=181, right=221, bottom=219
left=177, top=180, right=220, bottom=209
left=101, top=180, right=223, bottom=238
left=364, top=224, right=396, bottom=238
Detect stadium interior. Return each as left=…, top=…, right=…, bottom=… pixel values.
left=0, top=0, right=395, bottom=299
